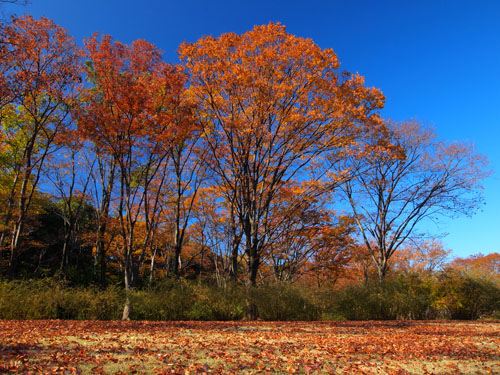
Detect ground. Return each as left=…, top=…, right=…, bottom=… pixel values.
left=0, top=320, right=498, bottom=374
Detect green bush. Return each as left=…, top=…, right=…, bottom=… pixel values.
left=131, top=280, right=246, bottom=321
left=389, top=274, right=436, bottom=320
left=434, top=271, right=500, bottom=320
left=328, top=275, right=436, bottom=320
left=131, top=279, right=196, bottom=320
left=249, top=282, right=321, bottom=321
left=55, top=286, right=123, bottom=320
left=1, top=274, right=498, bottom=321
left=0, top=279, right=123, bottom=320
left=330, top=282, right=388, bottom=320
left=187, top=283, right=245, bottom=320
left=0, top=279, right=59, bottom=319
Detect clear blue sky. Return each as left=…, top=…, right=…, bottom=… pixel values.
left=5, top=0, right=500, bottom=258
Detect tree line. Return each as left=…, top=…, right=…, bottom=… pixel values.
left=0, top=16, right=490, bottom=319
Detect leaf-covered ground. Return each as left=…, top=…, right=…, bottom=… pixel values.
left=0, top=320, right=498, bottom=374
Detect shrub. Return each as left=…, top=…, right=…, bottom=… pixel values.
left=187, top=283, right=245, bottom=320
left=329, top=275, right=436, bottom=320
left=0, top=279, right=123, bottom=320
left=249, top=282, right=321, bottom=321
left=1, top=274, right=497, bottom=321
left=434, top=271, right=500, bottom=320
left=131, top=279, right=196, bottom=320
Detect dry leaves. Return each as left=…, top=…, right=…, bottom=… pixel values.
left=0, top=320, right=498, bottom=374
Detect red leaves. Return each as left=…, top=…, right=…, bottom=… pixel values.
left=0, top=320, right=498, bottom=374
left=0, top=15, right=81, bottom=105
left=77, top=34, right=188, bottom=156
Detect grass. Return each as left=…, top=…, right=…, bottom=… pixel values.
left=0, top=320, right=499, bottom=374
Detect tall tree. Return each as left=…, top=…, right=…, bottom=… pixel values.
left=168, top=131, right=206, bottom=276
left=339, top=120, right=489, bottom=281
left=77, top=34, right=188, bottom=319
left=86, top=148, right=116, bottom=286
left=179, top=23, right=384, bottom=292
left=0, top=15, right=80, bottom=277
left=47, top=142, right=94, bottom=275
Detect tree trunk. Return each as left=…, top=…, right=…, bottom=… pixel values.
left=245, top=285, right=259, bottom=320
left=8, top=218, right=24, bottom=278
left=229, top=231, right=241, bottom=281
left=247, top=252, right=260, bottom=286
left=95, top=223, right=108, bottom=287
left=122, top=292, right=132, bottom=320
left=377, top=259, right=388, bottom=282
left=173, top=243, right=182, bottom=277
left=122, top=261, right=132, bottom=320
left=148, top=245, right=157, bottom=286
left=8, top=166, right=31, bottom=279
left=0, top=170, right=21, bottom=276
left=245, top=246, right=260, bottom=320
left=94, top=157, right=115, bottom=288
left=59, top=228, right=72, bottom=274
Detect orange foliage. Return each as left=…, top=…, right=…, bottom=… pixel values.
left=179, top=23, right=384, bottom=285
left=1, top=320, right=499, bottom=374
left=448, top=252, right=500, bottom=284
left=390, top=240, right=451, bottom=275
left=77, top=34, right=186, bottom=154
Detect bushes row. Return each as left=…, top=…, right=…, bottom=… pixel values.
left=0, top=279, right=124, bottom=320
left=329, top=272, right=500, bottom=320
left=0, top=279, right=317, bottom=321
left=0, top=272, right=498, bottom=320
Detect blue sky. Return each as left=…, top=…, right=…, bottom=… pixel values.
left=5, top=0, right=500, bottom=258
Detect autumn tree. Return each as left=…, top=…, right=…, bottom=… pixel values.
left=266, top=184, right=327, bottom=282
left=302, top=215, right=357, bottom=287
left=447, top=252, right=500, bottom=285
left=263, top=182, right=354, bottom=284
left=138, top=109, right=202, bottom=281
left=165, top=113, right=205, bottom=276
left=0, top=15, right=80, bottom=277
left=180, top=23, right=384, bottom=293
left=188, top=186, right=245, bottom=286
left=77, top=34, right=188, bottom=319
left=390, top=239, right=451, bottom=276
left=338, top=120, right=489, bottom=281
left=47, top=141, right=94, bottom=275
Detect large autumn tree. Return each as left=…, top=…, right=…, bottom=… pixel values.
left=179, top=23, right=384, bottom=289
left=0, top=15, right=81, bottom=277
left=338, top=120, right=489, bottom=281
left=77, top=34, right=188, bottom=319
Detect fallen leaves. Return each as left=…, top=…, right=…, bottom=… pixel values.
left=0, top=320, right=498, bottom=374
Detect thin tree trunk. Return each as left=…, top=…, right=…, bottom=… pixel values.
left=59, top=229, right=72, bottom=274
left=8, top=215, right=24, bottom=278
left=0, top=159, right=23, bottom=276
left=148, top=244, right=157, bottom=286
left=122, top=264, right=132, bottom=320
left=8, top=164, right=31, bottom=278
left=94, top=159, right=115, bottom=287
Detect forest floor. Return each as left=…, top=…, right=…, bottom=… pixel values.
left=0, top=320, right=498, bottom=374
